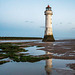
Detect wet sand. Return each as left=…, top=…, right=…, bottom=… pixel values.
left=14, top=39, right=75, bottom=60
left=0, top=39, right=75, bottom=59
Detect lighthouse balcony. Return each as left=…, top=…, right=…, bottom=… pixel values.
left=45, top=11, right=53, bottom=15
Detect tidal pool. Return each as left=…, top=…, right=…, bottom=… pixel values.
left=24, top=46, right=45, bottom=56
left=0, top=49, right=2, bottom=51
left=0, top=59, right=75, bottom=75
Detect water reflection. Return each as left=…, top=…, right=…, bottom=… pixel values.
left=45, top=52, right=75, bottom=75
left=0, top=51, right=75, bottom=75
left=45, top=52, right=52, bottom=75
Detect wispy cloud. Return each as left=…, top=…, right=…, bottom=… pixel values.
left=68, top=22, right=72, bottom=24
left=40, top=26, right=45, bottom=28
left=60, top=22, right=62, bottom=24
left=25, top=21, right=34, bottom=23
left=72, top=28, right=75, bottom=30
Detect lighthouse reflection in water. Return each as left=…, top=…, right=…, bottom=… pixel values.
left=45, top=52, right=52, bottom=75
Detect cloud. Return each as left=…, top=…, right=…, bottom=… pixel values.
left=68, top=22, right=72, bottom=24
left=72, top=28, right=75, bottom=30
left=60, top=22, right=62, bottom=24
left=40, top=26, right=45, bottom=28
left=25, top=21, right=34, bottom=23
left=25, top=21, right=29, bottom=22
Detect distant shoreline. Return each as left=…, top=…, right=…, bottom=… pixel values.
left=0, top=37, right=42, bottom=40
left=0, top=37, right=75, bottom=41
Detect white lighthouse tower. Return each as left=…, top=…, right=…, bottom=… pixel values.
left=42, top=5, right=55, bottom=42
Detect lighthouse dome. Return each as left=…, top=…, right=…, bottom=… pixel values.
left=46, top=5, right=51, bottom=11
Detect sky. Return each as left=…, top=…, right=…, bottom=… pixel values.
left=0, top=0, right=75, bottom=39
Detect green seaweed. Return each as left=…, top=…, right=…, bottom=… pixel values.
left=37, top=45, right=43, bottom=47
left=0, top=61, right=10, bottom=65
left=0, top=43, right=49, bottom=64
left=20, top=56, right=49, bottom=62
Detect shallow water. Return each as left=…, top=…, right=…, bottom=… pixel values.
left=0, top=40, right=40, bottom=43
left=0, top=47, right=75, bottom=75
left=0, top=59, right=75, bottom=75
left=24, top=46, right=45, bottom=56
left=0, top=49, right=2, bottom=51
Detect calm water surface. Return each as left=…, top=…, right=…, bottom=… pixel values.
left=24, top=46, right=45, bottom=56
left=0, top=59, right=75, bottom=75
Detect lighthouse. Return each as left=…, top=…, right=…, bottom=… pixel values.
left=42, top=5, right=55, bottom=42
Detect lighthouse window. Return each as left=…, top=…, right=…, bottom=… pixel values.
left=46, top=8, right=49, bottom=10
left=46, top=7, right=51, bottom=11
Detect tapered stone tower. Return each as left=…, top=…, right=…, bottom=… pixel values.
left=42, top=5, right=55, bottom=42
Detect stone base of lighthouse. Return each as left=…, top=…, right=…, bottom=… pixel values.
left=42, top=35, right=55, bottom=42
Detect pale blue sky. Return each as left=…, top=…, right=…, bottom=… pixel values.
left=0, top=0, right=75, bottom=39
